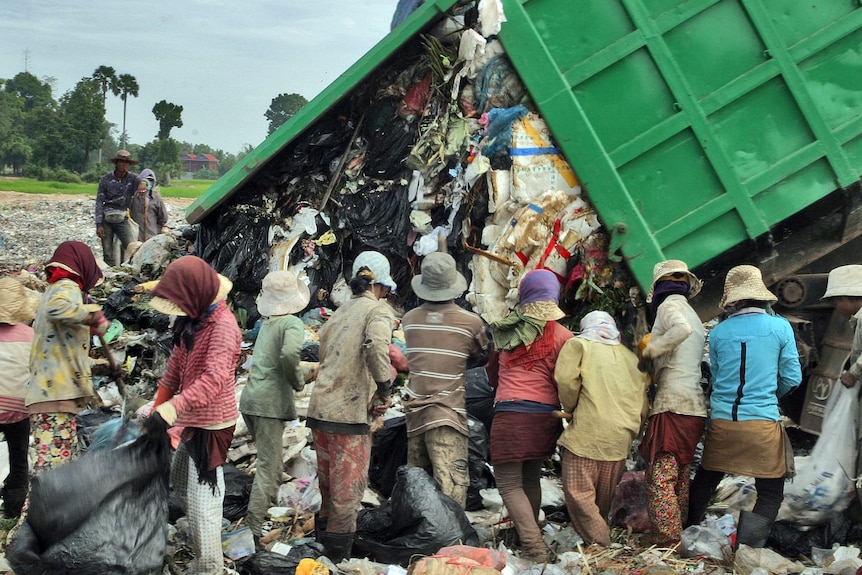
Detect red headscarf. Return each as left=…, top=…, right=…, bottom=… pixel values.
left=46, top=241, right=103, bottom=291
left=152, top=256, right=219, bottom=320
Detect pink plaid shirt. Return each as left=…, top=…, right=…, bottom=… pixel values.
left=158, top=301, right=241, bottom=428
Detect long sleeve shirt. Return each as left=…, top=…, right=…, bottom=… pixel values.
left=240, top=314, right=306, bottom=420
left=555, top=337, right=649, bottom=461
left=647, top=294, right=708, bottom=418
left=708, top=309, right=802, bottom=422
left=848, top=308, right=862, bottom=380
left=0, top=323, right=33, bottom=420
left=27, top=279, right=96, bottom=407
left=129, top=186, right=169, bottom=241
left=306, top=291, right=394, bottom=433
left=158, top=301, right=241, bottom=428
left=95, top=170, right=139, bottom=224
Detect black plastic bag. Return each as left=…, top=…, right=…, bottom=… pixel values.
left=76, top=407, right=121, bottom=451
left=8, top=429, right=171, bottom=575
left=368, top=416, right=408, bottom=498
left=769, top=511, right=856, bottom=557
left=337, top=178, right=411, bottom=258
left=466, top=416, right=494, bottom=511
left=223, top=463, right=254, bottom=521
left=354, top=466, right=478, bottom=566
left=236, top=541, right=324, bottom=575
left=465, top=367, right=495, bottom=433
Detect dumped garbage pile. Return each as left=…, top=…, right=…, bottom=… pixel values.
left=194, top=1, right=645, bottom=344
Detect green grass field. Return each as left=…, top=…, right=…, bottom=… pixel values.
left=0, top=177, right=215, bottom=199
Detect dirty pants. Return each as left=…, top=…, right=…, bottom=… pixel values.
left=1, top=419, right=31, bottom=491
left=100, top=218, right=135, bottom=267
left=312, top=429, right=371, bottom=534
left=494, top=459, right=546, bottom=555
left=561, top=449, right=624, bottom=547
left=645, top=451, right=691, bottom=547
left=244, top=414, right=284, bottom=536
left=172, top=442, right=225, bottom=575
left=407, top=426, right=469, bottom=508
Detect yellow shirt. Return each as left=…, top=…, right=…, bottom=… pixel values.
left=554, top=337, right=649, bottom=461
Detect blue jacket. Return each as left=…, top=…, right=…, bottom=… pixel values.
left=708, top=309, right=802, bottom=422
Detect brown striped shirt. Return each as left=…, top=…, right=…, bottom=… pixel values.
left=402, top=302, right=488, bottom=436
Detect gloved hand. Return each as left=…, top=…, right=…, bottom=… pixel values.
left=154, top=402, right=178, bottom=426
left=143, top=411, right=169, bottom=435
left=87, top=312, right=110, bottom=336
left=369, top=393, right=391, bottom=417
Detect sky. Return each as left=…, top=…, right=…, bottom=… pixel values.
left=0, top=0, right=395, bottom=155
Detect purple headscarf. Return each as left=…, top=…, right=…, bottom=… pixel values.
left=518, top=269, right=561, bottom=305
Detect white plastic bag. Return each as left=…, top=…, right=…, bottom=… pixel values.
left=778, top=382, right=858, bottom=525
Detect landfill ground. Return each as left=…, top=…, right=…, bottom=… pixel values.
left=0, top=191, right=861, bottom=575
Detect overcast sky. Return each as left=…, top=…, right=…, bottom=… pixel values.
left=0, top=0, right=395, bottom=155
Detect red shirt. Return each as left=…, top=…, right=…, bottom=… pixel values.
left=158, top=301, right=241, bottom=428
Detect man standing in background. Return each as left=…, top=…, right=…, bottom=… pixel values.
left=96, top=150, right=139, bottom=266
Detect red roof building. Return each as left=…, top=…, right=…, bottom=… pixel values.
left=180, top=153, right=219, bottom=173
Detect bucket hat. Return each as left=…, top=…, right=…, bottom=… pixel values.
left=0, top=278, right=40, bottom=325
left=411, top=252, right=467, bottom=302
left=257, top=270, right=311, bottom=316
left=822, top=265, right=862, bottom=299
left=719, top=265, right=777, bottom=308
left=352, top=251, right=397, bottom=291
left=108, top=149, right=139, bottom=165
left=646, top=259, right=702, bottom=303
left=517, top=269, right=565, bottom=321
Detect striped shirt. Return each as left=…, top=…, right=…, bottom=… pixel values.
left=158, top=301, right=241, bottom=428
left=402, top=302, right=488, bottom=436
left=0, top=323, right=32, bottom=422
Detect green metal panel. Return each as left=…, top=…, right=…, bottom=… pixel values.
left=185, top=0, right=458, bottom=224
left=499, top=0, right=862, bottom=291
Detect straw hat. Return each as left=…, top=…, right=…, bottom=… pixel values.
left=149, top=274, right=233, bottom=316
left=719, top=265, right=777, bottom=308
left=257, top=270, right=311, bottom=316
left=0, top=277, right=41, bottom=325
left=411, top=252, right=467, bottom=302
left=822, top=265, right=862, bottom=299
left=646, top=260, right=702, bottom=303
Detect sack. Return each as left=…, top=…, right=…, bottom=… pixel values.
left=777, top=382, right=858, bottom=525
left=103, top=208, right=127, bottom=224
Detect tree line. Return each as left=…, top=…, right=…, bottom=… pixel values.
left=0, top=66, right=248, bottom=184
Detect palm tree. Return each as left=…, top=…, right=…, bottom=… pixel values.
left=91, top=65, right=118, bottom=111
left=116, top=73, right=139, bottom=148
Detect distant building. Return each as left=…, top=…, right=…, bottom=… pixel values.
left=180, top=153, right=219, bottom=177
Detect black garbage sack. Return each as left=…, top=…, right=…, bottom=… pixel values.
left=337, top=177, right=411, bottom=258
left=466, top=416, right=494, bottom=512
left=354, top=465, right=479, bottom=566
left=76, top=407, right=121, bottom=451
left=236, top=541, right=324, bottom=575
left=223, top=463, right=254, bottom=521
left=7, top=428, right=172, bottom=575
left=769, top=510, right=862, bottom=557
left=368, top=416, right=408, bottom=498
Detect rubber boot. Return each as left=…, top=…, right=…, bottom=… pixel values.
left=735, top=510, right=773, bottom=549
left=314, top=513, right=328, bottom=534
left=319, top=531, right=354, bottom=564
left=1, top=486, right=27, bottom=519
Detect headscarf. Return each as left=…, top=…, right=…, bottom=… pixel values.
left=45, top=241, right=102, bottom=291
left=577, top=310, right=621, bottom=345
left=649, top=280, right=690, bottom=316
left=152, top=256, right=220, bottom=320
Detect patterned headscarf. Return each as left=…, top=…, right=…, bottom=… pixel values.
left=577, top=310, right=621, bottom=345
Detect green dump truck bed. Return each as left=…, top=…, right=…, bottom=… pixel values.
left=188, top=0, right=862, bottom=296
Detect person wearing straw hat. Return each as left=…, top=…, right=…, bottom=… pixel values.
left=821, top=265, right=862, bottom=391
left=27, top=241, right=108, bottom=474
left=555, top=311, right=650, bottom=547
left=0, top=278, right=40, bottom=518
left=687, top=265, right=801, bottom=548
left=96, top=149, right=141, bottom=267
left=486, top=269, right=574, bottom=563
left=401, top=252, right=488, bottom=509
left=637, top=260, right=708, bottom=548
left=307, top=250, right=398, bottom=563
left=146, top=255, right=239, bottom=575
left=239, top=270, right=312, bottom=543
